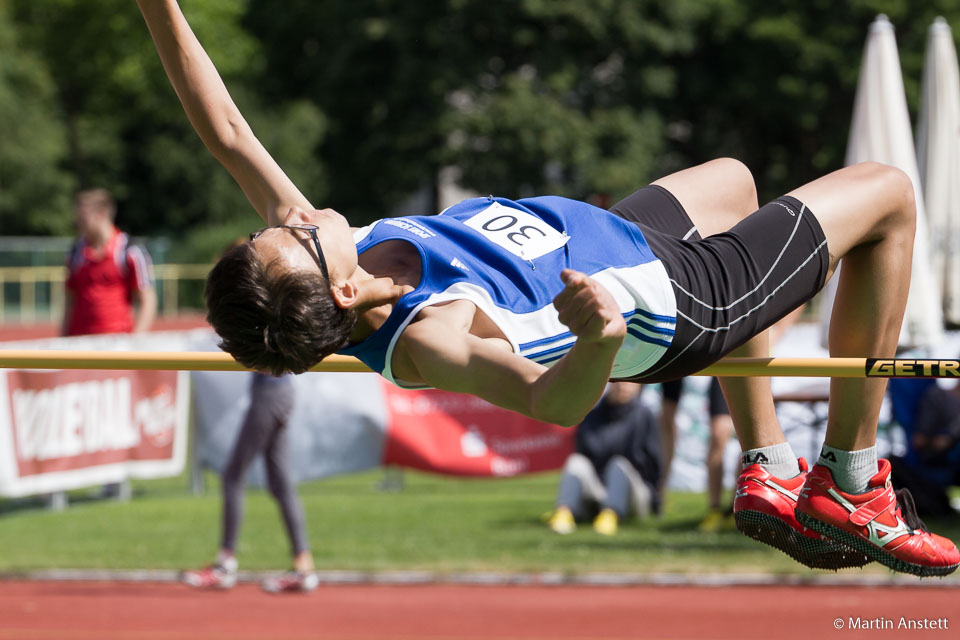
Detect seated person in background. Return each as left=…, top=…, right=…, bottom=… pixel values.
left=548, top=382, right=661, bottom=536
left=889, top=377, right=960, bottom=518
left=912, top=383, right=960, bottom=469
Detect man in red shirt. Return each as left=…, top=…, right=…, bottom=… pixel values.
left=63, top=189, right=157, bottom=336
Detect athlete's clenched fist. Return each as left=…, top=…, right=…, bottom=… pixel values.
left=552, top=269, right=627, bottom=345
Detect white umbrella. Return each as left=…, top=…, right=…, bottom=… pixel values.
left=917, top=16, right=960, bottom=326
left=819, top=14, right=943, bottom=350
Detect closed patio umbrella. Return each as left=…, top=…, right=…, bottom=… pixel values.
left=917, top=16, right=960, bottom=326
left=820, top=14, right=943, bottom=350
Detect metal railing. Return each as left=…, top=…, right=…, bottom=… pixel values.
left=0, top=264, right=212, bottom=324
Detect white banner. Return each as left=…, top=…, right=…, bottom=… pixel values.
left=0, top=331, right=199, bottom=497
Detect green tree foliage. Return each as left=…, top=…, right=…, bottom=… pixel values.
left=247, top=0, right=960, bottom=218
left=0, top=1, right=74, bottom=235
left=244, top=0, right=705, bottom=217
left=245, top=0, right=471, bottom=220
left=442, top=0, right=710, bottom=202
left=8, top=0, right=326, bottom=260
left=6, top=0, right=960, bottom=241
left=664, top=0, right=960, bottom=200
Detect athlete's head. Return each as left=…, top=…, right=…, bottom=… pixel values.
left=205, top=207, right=360, bottom=375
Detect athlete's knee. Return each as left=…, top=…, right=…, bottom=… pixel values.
left=709, top=157, right=758, bottom=217
left=852, top=162, right=917, bottom=231
left=713, top=157, right=756, bottom=190
left=885, top=166, right=917, bottom=232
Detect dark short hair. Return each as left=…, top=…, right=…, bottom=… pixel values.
left=205, top=243, right=357, bottom=376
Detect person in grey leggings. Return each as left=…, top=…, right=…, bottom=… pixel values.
left=183, top=373, right=318, bottom=592
left=548, top=382, right=661, bottom=536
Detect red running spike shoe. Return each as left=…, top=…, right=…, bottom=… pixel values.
left=796, top=459, right=959, bottom=577
left=734, top=457, right=871, bottom=570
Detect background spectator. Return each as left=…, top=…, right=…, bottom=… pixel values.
left=548, top=382, right=661, bottom=536
left=660, top=378, right=737, bottom=532
left=63, top=188, right=156, bottom=336
left=889, top=377, right=960, bottom=518
left=61, top=188, right=157, bottom=502
left=183, top=372, right=318, bottom=593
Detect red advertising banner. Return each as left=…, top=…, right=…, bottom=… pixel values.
left=6, top=369, right=181, bottom=478
left=381, top=382, right=575, bottom=476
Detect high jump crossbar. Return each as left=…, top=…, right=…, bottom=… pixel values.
left=0, top=350, right=959, bottom=378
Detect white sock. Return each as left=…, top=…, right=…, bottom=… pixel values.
left=817, top=444, right=878, bottom=494
left=740, top=442, right=800, bottom=479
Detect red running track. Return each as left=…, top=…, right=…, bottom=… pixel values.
left=0, top=581, right=956, bottom=640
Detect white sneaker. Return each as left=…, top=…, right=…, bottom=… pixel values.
left=261, top=571, right=319, bottom=593
left=182, top=564, right=237, bottom=589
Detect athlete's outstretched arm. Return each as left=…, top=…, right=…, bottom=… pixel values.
left=137, top=0, right=312, bottom=225
left=400, top=270, right=626, bottom=426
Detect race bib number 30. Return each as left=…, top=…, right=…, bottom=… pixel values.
left=464, top=202, right=570, bottom=261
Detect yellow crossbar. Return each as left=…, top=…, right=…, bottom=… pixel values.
left=1, top=351, right=959, bottom=378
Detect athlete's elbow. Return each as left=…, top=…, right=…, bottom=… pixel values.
left=526, top=376, right=589, bottom=426
left=528, top=400, right=584, bottom=427
left=205, top=111, right=253, bottom=159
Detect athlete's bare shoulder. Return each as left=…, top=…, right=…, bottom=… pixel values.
left=390, top=301, right=475, bottom=383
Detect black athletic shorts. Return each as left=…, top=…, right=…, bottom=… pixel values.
left=607, top=185, right=829, bottom=383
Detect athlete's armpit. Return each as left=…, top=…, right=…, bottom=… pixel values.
left=397, top=319, right=548, bottom=420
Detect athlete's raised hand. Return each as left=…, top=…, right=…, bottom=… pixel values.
left=553, top=269, right=627, bottom=345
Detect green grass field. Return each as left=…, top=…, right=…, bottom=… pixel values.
left=1, top=469, right=958, bottom=576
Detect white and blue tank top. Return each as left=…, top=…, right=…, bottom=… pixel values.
left=338, top=196, right=677, bottom=388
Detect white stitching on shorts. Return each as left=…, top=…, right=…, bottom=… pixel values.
left=642, top=328, right=707, bottom=378
left=642, top=202, right=825, bottom=380
left=676, top=238, right=826, bottom=334
left=669, top=203, right=807, bottom=311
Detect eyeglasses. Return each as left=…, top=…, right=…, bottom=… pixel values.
left=250, top=224, right=329, bottom=282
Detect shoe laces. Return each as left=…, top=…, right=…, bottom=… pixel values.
left=894, top=488, right=929, bottom=533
